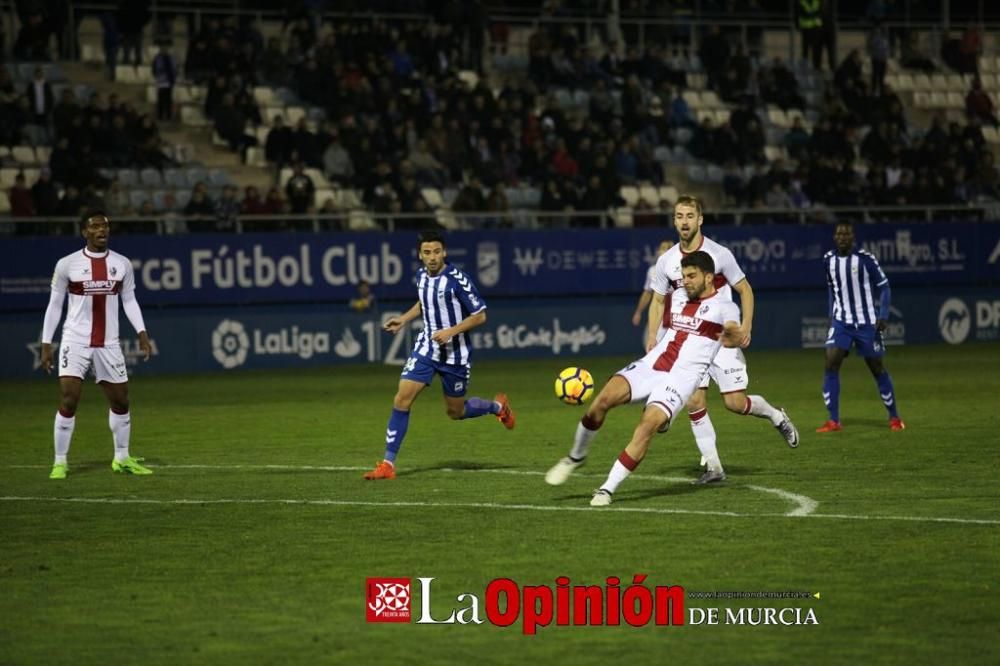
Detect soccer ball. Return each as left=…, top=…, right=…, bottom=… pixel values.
left=555, top=367, right=595, bottom=405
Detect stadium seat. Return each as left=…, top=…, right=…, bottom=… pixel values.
left=706, top=165, right=725, bottom=183
left=897, top=74, right=916, bottom=91
left=0, top=191, right=10, bottom=213
left=252, top=87, right=277, bottom=106
left=81, top=43, right=100, bottom=63
left=421, top=188, right=444, bottom=208
left=658, top=185, right=679, bottom=206
left=0, top=168, right=18, bottom=187
left=913, top=91, right=930, bottom=108
left=945, top=75, right=965, bottom=91
left=145, top=86, right=156, bottom=104
left=682, top=91, right=702, bottom=108
left=764, top=145, right=787, bottom=162
left=173, top=85, right=191, bottom=104
left=982, top=126, right=1000, bottom=144
left=619, top=186, right=640, bottom=208
left=686, top=165, right=707, bottom=183
left=714, top=109, right=731, bottom=125
left=0, top=146, right=9, bottom=159
left=185, top=167, right=208, bottom=187
left=163, top=169, right=186, bottom=188
left=12, top=146, right=36, bottom=164
left=457, top=70, right=480, bottom=90
left=347, top=210, right=378, bottom=231
left=175, top=190, right=192, bottom=209
left=638, top=183, right=659, bottom=206
left=913, top=73, right=932, bottom=90
left=653, top=145, right=672, bottom=162
left=701, top=90, right=722, bottom=108
left=435, top=209, right=461, bottom=230
left=696, top=110, right=716, bottom=124
left=116, top=169, right=138, bottom=186
left=115, top=65, right=137, bottom=84
left=767, top=106, right=788, bottom=128
left=613, top=207, right=634, bottom=228
left=208, top=169, right=230, bottom=186
left=688, top=73, right=708, bottom=89
left=180, top=106, right=209, bottom=126
left=928, top=92, right=948, bottom=108
left=285, top=106, right=307, bottom=126
left=129, top=190, right=148, bottom=211
left=946, top=92, right=964, bottom=108
left=246, top=146, right=267, bottom=167
left=313, top=188, right=334, bottom=209
left=140, top=168, right=162, bottom=187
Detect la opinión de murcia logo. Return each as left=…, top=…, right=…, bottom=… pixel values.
left=366, top=576, right=822, bottom=631
left=366, top=578, right=412, bottom=623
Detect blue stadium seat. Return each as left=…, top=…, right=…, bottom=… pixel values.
left=140, top=168, right=163, bottom=187
left=686, top=165, right=707, bottom=183
left=185, top=167, right=208, bottom=187
left=163, top=168, right=186, bottom=188
left=116, top=169, right=138, bottom=186
left=208, top=168, right=230, bottom=186
left=129, top=190, right=148, bottom=211
left=175, top=190, right=192, bottom=209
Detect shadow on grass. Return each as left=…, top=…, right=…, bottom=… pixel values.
left=396, top=460, right=521, bottom=478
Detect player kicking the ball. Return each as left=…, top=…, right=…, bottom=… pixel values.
left=585, top=252, right=742, bottom=505
left=363, top=231, right=514, bottom=480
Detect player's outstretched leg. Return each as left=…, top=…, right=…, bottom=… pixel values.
left=722, top=392, right=799, bottom=448
left=546, top=375, right=630, bottom=486
left=492, top=394, right=515, bottom=429
left=591, top=404, right=667, bottom=506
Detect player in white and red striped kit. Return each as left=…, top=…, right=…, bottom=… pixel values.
left=589, top=251, right=742, bottom=505
left=40, top=212, right=154, bottom=479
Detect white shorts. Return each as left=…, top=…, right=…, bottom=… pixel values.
left=616, top=359, right=705, bottom=427
left=698, top=346, right=749, bottom=393
left=58, top=342, right=129, bottom=384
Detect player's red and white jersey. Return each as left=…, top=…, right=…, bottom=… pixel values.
left=650, top=236, right=746, bottom=314
left=640, top=291, right=740, bottom=375
left=50, top=248, right=136, bottom=347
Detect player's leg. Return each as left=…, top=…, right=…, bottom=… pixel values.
left=591, top=404, right=670, bottom=506
left=819, top=322, right=852, bottom=431
left=685, top=381, right=718, bottom=468
left=95, top=347, right=151, bottom=474
left=861, top=338, right=904, bottom=430
left=364, top=377, right=427, bottom=480
left=545, top=368, right=636, bottom=486
left=49, top=343, right=91, bottom=479
left=439, top=363, right=513, bottom=427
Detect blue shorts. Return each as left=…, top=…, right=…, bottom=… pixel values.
left=826, top=320, right=885, bottom=358
left=400, top=353, right=471, bottom=397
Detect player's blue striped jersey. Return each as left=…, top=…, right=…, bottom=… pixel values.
left=413, top=264, right=486, bottom=365
left=824, top=248, right=889, bottom=326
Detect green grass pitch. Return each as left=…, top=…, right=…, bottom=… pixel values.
left=1, top=345, right=998, bottom=664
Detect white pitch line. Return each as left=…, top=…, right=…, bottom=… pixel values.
left=2, top=463, right=818, bottom=517
left=0, top=496, right=998, bottom=526
left=4, top=464, right=998, bottom=525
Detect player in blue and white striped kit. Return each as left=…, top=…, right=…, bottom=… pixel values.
left=818, top=223, right=905, bottom=433
left=364, top=231, right=515, bottom=480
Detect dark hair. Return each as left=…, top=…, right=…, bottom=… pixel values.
left=835, top=221, right=854, bottom=231
left=418, top=230, right=446, bottom=249
left=81, top=210, right=109, bottom=225
left=680, top=250, right=715, bottom=275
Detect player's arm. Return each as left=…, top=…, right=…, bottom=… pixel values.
left=632, top=289, right=652, bottom=326
left=721, top=320, right=743, bottom=348
left=869, top=256, right=891, bottom=332
left=40, top=262, right=69, bottom=374
left=120, top=290, right=152, bottom=360
left=731, top=278, right=754, bottom=348
left=645, top=291, right=665, bottom=351
left=383, top=301, right=422, bottom=334
left=431, top=309, right=487, bottom=345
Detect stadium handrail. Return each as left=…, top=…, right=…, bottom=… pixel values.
left=4, top=204, right=1000, bottom=234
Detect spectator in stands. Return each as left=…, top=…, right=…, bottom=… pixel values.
left=152, top=43, right=178, bottom=122
left=259, top=37, right=290, bottom=87
left=56, top=184, right=83, bottom=217
left=241, top=186, right=268, bottom=215
left=323, top=132, right=355, bottom=185
left=291, top=118, right=319, bottom=168
left=295, top=56, right=326, bottom=107
left=668, top=87, right=695, bottom=128
left=265, top=115, right=294, bottom=169
left=408, top=139, right=448, bottom=188
left=785, top=116, right=812, bottom=160
left=966, top=78, right=998, bottom=127
left=699, top=25, right=730, bottom=91
left=285, top=162, right=315, bottom=214
left=900, top=32, right=935, bottom=73
left=867, top=21, right=890, bottom=97
left=183, top=184, right=216, bottom=229
left=214, top=93, right=257, bottom=161
left=31, top=169, right=59, bottom=216
left=10, top=173, right=35, bottom=217
left=14, top=11, right=49, bottom=61
left=26, top=67, right=54, bottom=142
left=184, top=38, right=212, bottom=85
left=349, top=281, right=376, bottom=313
left=215, top=185, right=241, bottom=231
left=158, top=192, right=187, bottom=235
left=103, top=179, right=131, bottom=216
left=761, top=58, right=806, bottom=110
left=263, top=187, right=286, bottom=214
left=118, top=0, right=150, bottom=66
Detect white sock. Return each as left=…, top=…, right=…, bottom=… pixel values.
left=689, top=409, right=723, bottom=472
left=109, top=410, right=131, bottom=462
left=744, top=395, right=783, bottom=426
left=54, top=411, right=75, bottom=465
left=569, top=416, right=602, bottom=460
left=600, top=452, right=640, bottom=494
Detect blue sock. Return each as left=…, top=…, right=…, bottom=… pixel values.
left=460, top=396, right=498, bottom=419
left=383, top=408, right=410, bottom=463
left=823, top=371, right=840, bottom=422
left=875, top=371, right=899, bottom=418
